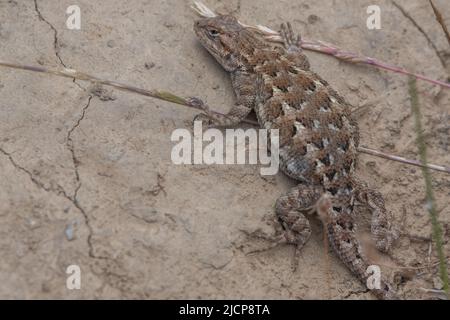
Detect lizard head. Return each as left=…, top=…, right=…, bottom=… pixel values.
left=194, top=15, right=246, bottom=72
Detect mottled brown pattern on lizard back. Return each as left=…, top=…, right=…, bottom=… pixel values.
left=228, top=37, right=358, bottom=189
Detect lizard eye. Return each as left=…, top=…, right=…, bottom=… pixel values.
left=207, top=28, right=220, bottom=39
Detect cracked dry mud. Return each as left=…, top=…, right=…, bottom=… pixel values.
left=0, top=0, right=449, bottom=299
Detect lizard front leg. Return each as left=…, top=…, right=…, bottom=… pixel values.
left=189, top=99, right=252, bottom=127
left=279, top=22, right=310, bottom=71
left=189, top=71, right=256, bottom=128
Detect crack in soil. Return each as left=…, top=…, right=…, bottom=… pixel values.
left=0, top=147, right=69, bottom=197
left=67, top=95, right=93, bottom=193
left=65, top=94, right=107, bottom=260
left=31, top=1, right=96, bottom=253
left=392, top=1, right=447, bottom=68
left=0, top=94, right=104, bottom=261
left=0, top=145, right=101, bottom=259
left=33, top=0, right=66, bottom=68
left=33, top=0, right=85, bottom=90
left=5, top=0, right=112, bottom=268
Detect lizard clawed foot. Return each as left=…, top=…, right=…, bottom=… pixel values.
left=242, top=228, right=303, bottom=272
left=187, top=97, right=209, bottom=111
left=280, top=22, right=302, bottom=52
left=284, top=226, right=310, bottom=272
left=188, top=96, right=242, bottom=128
left=243, top=229, right=287, bottom=252
left=188, top=97, right=219, bottom=128
left=374, top=226, right=399, bottom=253
left=192, top=113, right=216, bottom=128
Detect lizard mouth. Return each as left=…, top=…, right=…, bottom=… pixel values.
left=193, top=19, right=207, bottom=39
left=194, top=20, right=210, bottom=39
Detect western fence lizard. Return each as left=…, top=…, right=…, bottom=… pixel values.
left=192, top=14, right=399, bottom=299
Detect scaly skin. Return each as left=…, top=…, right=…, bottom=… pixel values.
left=193, top=14, right=398, bottom=299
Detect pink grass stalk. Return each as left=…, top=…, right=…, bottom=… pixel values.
left=193, top=1, right=450, bottom=90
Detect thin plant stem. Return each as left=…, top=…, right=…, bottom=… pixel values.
left=193, top=1, right=450, bottom=90
left=0, top=60, right=233, bottom=123
left=1, top=60, right=449, bottom=176
left=409, top=78, right=449, bottom=296
left=358, top=146, right=450, bottom=174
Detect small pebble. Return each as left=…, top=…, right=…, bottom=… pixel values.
left=41, top=282, right=51, bottom=293
left=164, top=22, right=175, bottom=28
left=145, top=62, right=155, bottom=69
left=27, top=218, right=40, bottom=230
left=308, top=14, right=319, bottom=24
left=65, top=221, right=77, bottom=241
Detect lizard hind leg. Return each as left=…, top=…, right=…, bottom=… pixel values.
left=275, top=184, right=324, bottom=270
left=358, top=188, right=399, bottom=253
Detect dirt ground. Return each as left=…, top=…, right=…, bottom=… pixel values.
left=0, top=0, right=449, bottom=299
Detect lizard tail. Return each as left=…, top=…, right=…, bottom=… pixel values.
left=326, top=221, right=399, bottom=300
